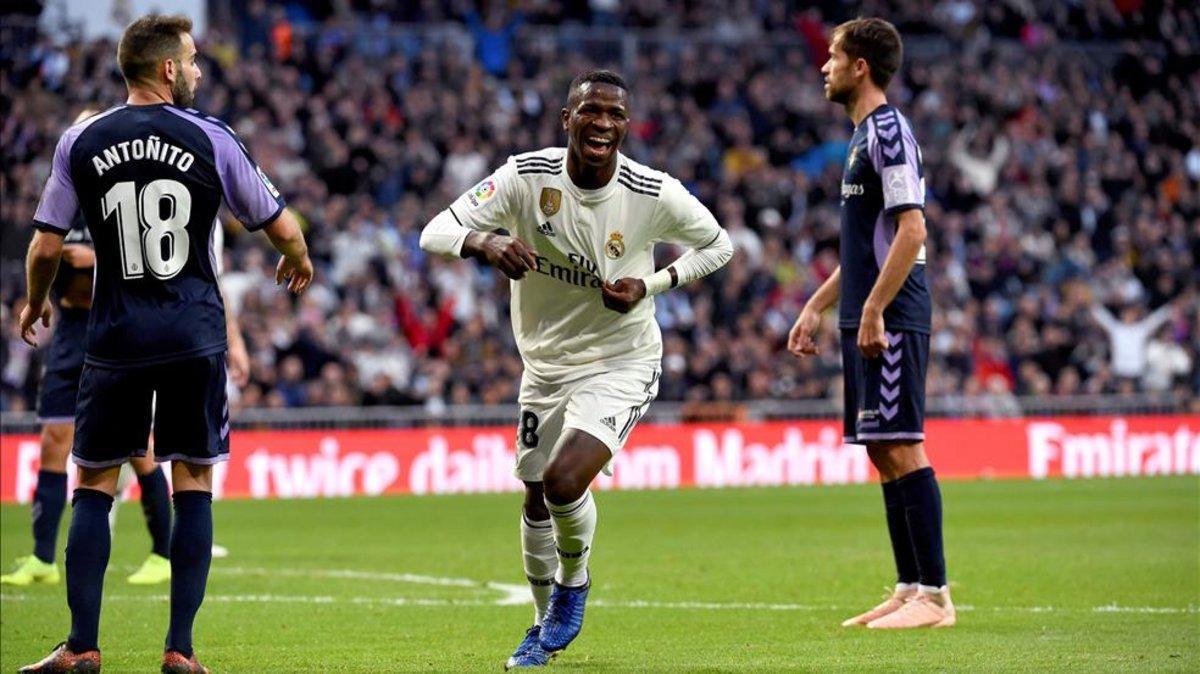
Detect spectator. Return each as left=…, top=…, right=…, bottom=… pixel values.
left=1090, top=302, right=1174, bottom=379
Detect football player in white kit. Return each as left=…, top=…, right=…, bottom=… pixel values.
left=420, top=70, right=733, bottom=668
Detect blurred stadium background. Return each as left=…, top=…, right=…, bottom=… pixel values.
left=1, top=0, right=1197, bottom=491
left=0, top=1, right=1197, bottom=669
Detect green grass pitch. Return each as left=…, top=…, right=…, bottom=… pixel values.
left=2, top=476, right=1197, bottom=672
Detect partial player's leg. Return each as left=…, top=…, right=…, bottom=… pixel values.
left=1, top=422, right=71, bottom=586
left=506, top=378, right=564, bottom=669
left=843, top=329, right=951, bottom=629
left=838, top=328, right=914, bottom=625
left=20, top=362, right=154, bottom=672
left=537, top=364, right=660, bottom=654
left=839, top=328, right=951, bottom=627
left=537, top=429, right=608, bottom=653
left=161, top=461, right=214, bottom=674
left=4, top=358, right=83, bottom=587
left=127, top=449, right=173, bottom=585
left=506, top=481, right=558, bottom=670
left=19, top=467, right=119, bottom=674
left=152, top=353, right=228, bottom=673
left=862, top=441, right=953, bottom=628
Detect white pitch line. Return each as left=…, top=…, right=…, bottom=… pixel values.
left=3, top=593, right=1196, bottom=615
left=211, top=566, right=531, bottom=605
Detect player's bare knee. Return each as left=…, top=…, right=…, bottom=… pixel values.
left=869, top=442, right=928, bottom=480
left=542, top=463, right=585, bottom=505
left=172, top=461, right=214, bottom=492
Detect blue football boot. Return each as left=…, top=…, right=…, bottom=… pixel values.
left=538, top=579, right=590, bottom=652
left=505, top=624, right=554, bottom=669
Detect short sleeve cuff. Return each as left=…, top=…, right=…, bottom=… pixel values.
left=884, top=203, right=924, bottom=217
left=245, top=202, right=286, bottom=232
left=32, top=220, right=70, bottom=235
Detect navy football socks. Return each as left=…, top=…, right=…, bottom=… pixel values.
left=880, top=479, right=920, bottom=585
left=32, top=470, right=68, bottom=564
left=895, top=466, right=947, bottom=588
left=66, top=488, right=114, bottom=653
left=166, top=491, right=213, bottom=658
left=137, top=467, right=172, bottom=558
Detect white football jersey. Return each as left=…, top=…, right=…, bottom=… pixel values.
left=446, top=148, right=725, bottom=382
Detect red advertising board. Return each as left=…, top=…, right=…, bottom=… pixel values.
left=1, top=415, right=1196, bottom=502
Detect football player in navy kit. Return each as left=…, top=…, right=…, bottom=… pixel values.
left=3, top=111, right=249, bottom=592
left=789, top=18, right=955, bottom=629
left=18, top=14, right=312, bottom=673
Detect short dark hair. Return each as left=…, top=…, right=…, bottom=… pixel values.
left=832, top=17, right=903, bottom=90
left=118, top=14, right=193, bottom=86
left=568, top=69, right=628, bottom=99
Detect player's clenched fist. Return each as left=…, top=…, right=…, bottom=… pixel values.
left=465, top=232, right=540, bottom=280
left=602, top=277, right=646, bottom=313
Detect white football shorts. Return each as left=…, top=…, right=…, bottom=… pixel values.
left=513, top=362, right=661, bottom=482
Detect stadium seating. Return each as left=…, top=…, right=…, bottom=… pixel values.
left=1, top=1, right=1196, bottom=414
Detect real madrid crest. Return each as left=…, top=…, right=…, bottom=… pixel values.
left=539, top=188, right=561, bottom=217
left=605, top=231, right=625, bottom=259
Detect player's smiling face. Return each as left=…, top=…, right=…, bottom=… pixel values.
left=821, top=39, right=857, bottom=105
left=562, top=82, right=629, bottom=168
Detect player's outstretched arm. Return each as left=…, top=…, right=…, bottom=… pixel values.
left=789, top=266, right=841, bottom=358
left=20, top=229, right=65, bottom=346
left=262, top=208, right=313, bottom=294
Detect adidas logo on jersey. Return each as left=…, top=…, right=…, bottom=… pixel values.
left=537, top=221, right=556, bottom=237
left=600, top=416, right=617, bottom=431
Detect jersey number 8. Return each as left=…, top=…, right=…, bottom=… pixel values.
left=102, top=179, right=192, bottom=281
left=520, top=410, right=540, bottom=449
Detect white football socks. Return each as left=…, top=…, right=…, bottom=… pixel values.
left=546, top=490, right=596, bottom=587
left=521, top=513, right=557, bottom=625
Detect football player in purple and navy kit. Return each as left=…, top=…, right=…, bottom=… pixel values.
left=18, top=14, right=312, bottom=673
left=789, top=18, right=955, bottom=630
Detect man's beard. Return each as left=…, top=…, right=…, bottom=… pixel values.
left=171, top=75, right=194, bottom=108
left=826, top=81, right=851, bottom=105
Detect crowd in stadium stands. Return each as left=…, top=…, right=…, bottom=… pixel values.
left=2, top=1, right=1197, bottom=415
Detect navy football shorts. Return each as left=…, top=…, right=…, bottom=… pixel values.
left=36, top=307, right=88, bottom=424
left=73, top=353, right=230, bottom=468
left=841, top=329, right=928, bottom=445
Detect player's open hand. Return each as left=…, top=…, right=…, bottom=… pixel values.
left=477, top=233, right=539, bottom=280
left=602, top=277, right=646, bottom=313
left=788, top=307, right=822, bottom=357
left=276, top=253, right=314, bottom=294
left=19, top=299, right=52, bottom=347
left=857, top=308, right=888, bottom=359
